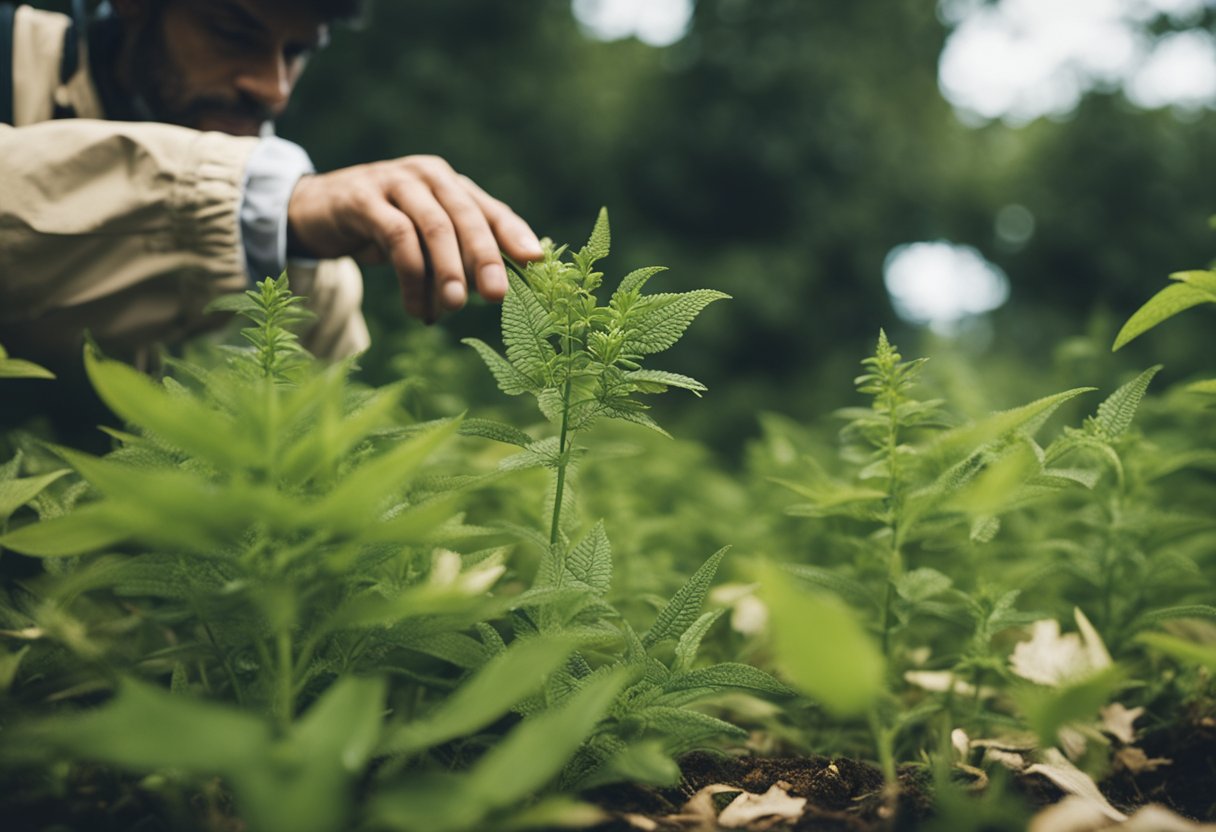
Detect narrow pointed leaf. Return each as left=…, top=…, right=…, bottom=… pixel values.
left=644, top=547, right=729, bottom=647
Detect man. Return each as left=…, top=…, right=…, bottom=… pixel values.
left=0, top=0, right=543, bottom=375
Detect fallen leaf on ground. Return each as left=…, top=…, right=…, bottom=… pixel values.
left=717, top=781, right=806, bottom=828
left=1030, top=797, right=1216, bottom=832
left=1112, top=746, right=1171, bottom=775
left=1099, top=704, right=1143, bottom=744
left=1025, top=749, right=1126, bottom=823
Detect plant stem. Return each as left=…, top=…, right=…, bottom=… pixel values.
left=869, top=709, right=898, bottom=786
left=276, top=627, right=293, bottom=733
left=549, top=373, right=573, bottom=548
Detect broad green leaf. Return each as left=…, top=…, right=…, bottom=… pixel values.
left=278, top=377, right=405, bottom=484
left=673, top=609, right=726, bottom=673
left=0, top=357, right=56, bottom=379
left=1171, top=268, right=1216, bottom=294
left=1091, top=366, right=1161, bottom=440
left=310, top=417, right=460, bottom=531
left=459, top=418, right=535, bottom=448
left=1185, top=378, right=1216, bottom=395
left=581, top=206, right=611, bottom=263
left=758, top=562, right=885, bottom=718
left=663, top=662, right=793, bottom=696
left=625, top=369, right=707, bottom=396
left=613, top=265, right=667, bottom=298
left=0, top=469, right=69, bottom=520
left=472, top=666, right=633, bottom=803
left=1137, top=632, right=1216, bottom=672
left=643, top=546, right=729, bottom=647
left=0, top=504, right=128, bottom=556
left=379, top=637, right=578, bottom=755
left=501, top=272, right=557, bottom=382
left=564, top=520, right=612, bottom=595
left=578, top=741, right=680, bottom=790
left=1017, top=666, right=1124, bottom=749
left=896, top=568, right=953, bottom=604
left=288, top=675, right=386, bottom=773
left=927, top=387, right=1095, bottom=463
left=4, top=675, right=269, bottom=770
left=622, top=290, right=730, bottom=356
left=463, top=337, right=539, bottom=396
left=1128, top=605, right=1216, bottom=632
left=1114, top=282, right=1216, bottom=350
left=84, top=347, right=258, bottom=467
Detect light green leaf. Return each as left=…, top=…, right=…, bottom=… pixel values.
left=0, top=357, right=56, bottom=379
left=758, top=562, right=885, bottom=718
left=895, top=568, right=953, bottom=604
left=1091, top=366, right=1162, bottom=440
left=459, top=418, right=535, bottom=447
left=581, top=206, right=611, bottom=263
left=84, top=347, right=258, bottom=467
left=379, top=637, right=578, bottom=756
left=622, top=290, right=730, bottom=356
left=1129, top=605, right=1216, bottom=632
left=624, top=369, right=707, bottom=396
left=613, top=265, right=667, bottom=298
left=1137, top=632, right=1216, bottom=672
left=0, top=504, right=128, bottom=557
left=502, top=272, right=557, bottom=381
left=462, top=337, right=539, bottom=396
left=781, top=563, right=879, bottom=610
left=673, top=609, right=726, bottom=674
left=1114, top=282, right=1216, bottom=350
left=0, top=469, right=69, bottom=520
left=1184, top=378, right=1216, bottom=395
left=663, top=662, right=793, bottom=697
left=564, top=521, right=612, bottom=595
left=643, top=546, right=729, bottom=647
left=927, top=387, right=1095, bottom=462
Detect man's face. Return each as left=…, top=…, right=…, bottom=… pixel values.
left=118, top=0, right=328, bottom=136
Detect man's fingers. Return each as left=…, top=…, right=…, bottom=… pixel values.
left=459, top=175, right=543, bottom=266
left=389, top=180, right=469, bottom=314
left=357, top=196, right=430, bottom=321
left=430, top=180, right=509, bottom=304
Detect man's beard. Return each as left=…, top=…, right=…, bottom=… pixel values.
left=126, top=12, right=276, bottom=135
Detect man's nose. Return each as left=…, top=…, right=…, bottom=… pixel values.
left=234, top=52, right=292, bottom=115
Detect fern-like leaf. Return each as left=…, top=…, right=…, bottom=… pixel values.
left=622, top=291, right=730, bottom=356
left=643, top=547, right=729, bottom=648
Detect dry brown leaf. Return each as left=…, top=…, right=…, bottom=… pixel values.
left=1099, top=703, right=1144, bottom=744
left=1025, top=749, right=1126, bottom=823
left=1113, top=746, right=1172, bottom=775
left=717, top=781, right=807, bottom=828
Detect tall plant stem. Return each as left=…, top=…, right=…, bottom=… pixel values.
left=880, top=397, right=902, bottom=658
left=276, top=627, right=293, bottom=733
left=549, top=373, right=573, bottom=548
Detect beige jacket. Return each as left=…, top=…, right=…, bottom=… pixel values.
left=0, top=6, right=370, bottom=373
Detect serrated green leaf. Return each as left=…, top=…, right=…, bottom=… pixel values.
left=1129, top=605, right=1216, bottom=632
left=927, top=387, right=1095, bottom=463
left=663, top=662, right=793, bottom=697
left=622, top=290, right=730, bottom=356
left=896, top=568, right=953, bottom=604
left=643, top=547, right=729, bottom=647
left=1092, top=366, right=1161, bottom=440
left=564, top=521, right=612, bottom=595
left=380, top=637, right=578, bottom=755
left=624, top=706, right=747, bottom=751
left=1114, top=282, right=1216, bottom=350
left=459, top=418, right=535, bottom=448
left=462, top=337, right=539, bottom=396
left=502, top=272, right=557, bottom=380
left=624, top=369, right=707, bottom=396
left=673, top=609, right=726, bottom=674
left=613, top=266, right=667, bottom=298
left=581, top=206, right=611, bottom=263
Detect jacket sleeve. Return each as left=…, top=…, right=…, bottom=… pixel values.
left=0, top=118, right=258, bottom=328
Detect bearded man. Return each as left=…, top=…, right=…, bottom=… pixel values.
left=0, top=0, right=543, bottom=377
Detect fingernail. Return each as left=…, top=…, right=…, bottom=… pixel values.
left=441, top=281, right=466, bottom=309
left=517, top=232, right=543, bottom=257
left=481, top=263, right=508, bottom=296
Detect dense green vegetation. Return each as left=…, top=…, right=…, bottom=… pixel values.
left=3, top=211, right=1215, bottom=830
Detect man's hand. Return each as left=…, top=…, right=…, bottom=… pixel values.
left=287, top=156, right=542, bottom=322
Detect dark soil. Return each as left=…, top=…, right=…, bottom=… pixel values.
left=584, top=717, right=1216, bottom=831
